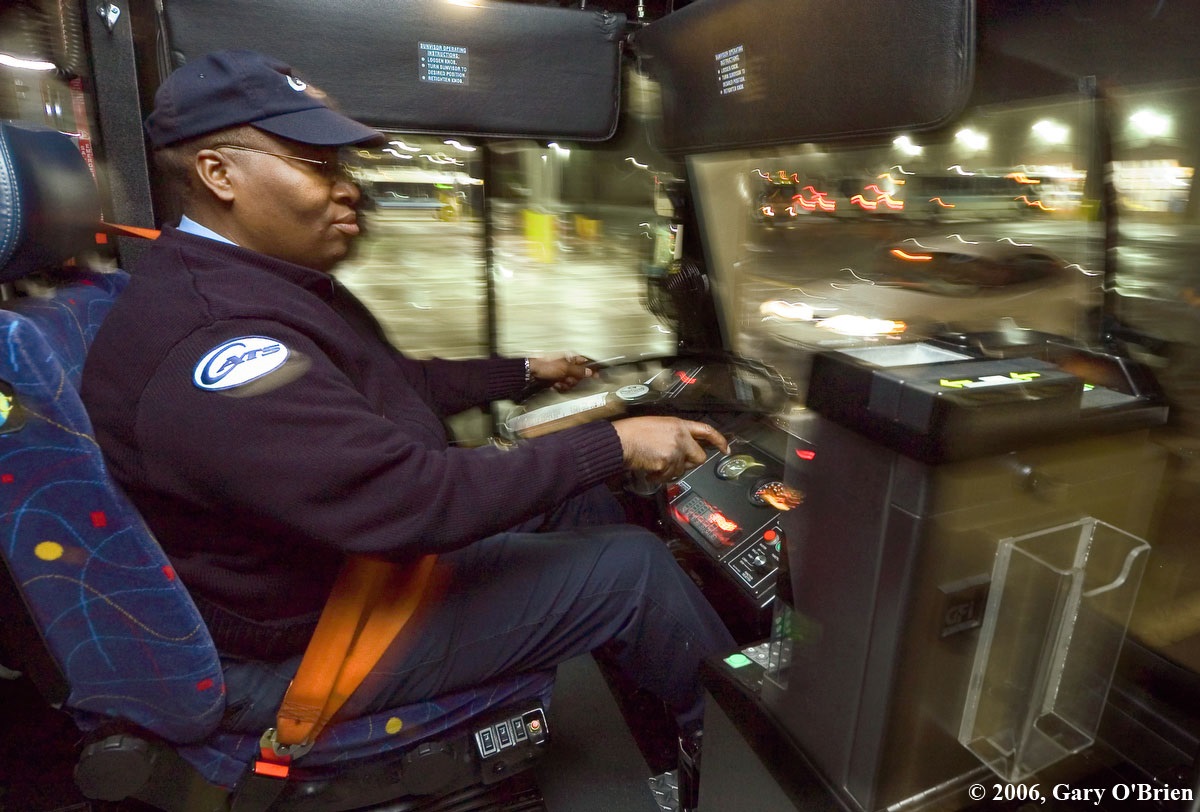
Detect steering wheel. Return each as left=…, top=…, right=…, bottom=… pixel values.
left=501, top=351, right=793, bottom=441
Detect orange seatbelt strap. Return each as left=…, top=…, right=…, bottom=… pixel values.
left=270, top=553, right=438, bottom=752
left=95, top=222, right=162, bottom=242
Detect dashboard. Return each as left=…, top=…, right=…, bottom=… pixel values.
left=503, top=353, right=805, bottom=636
left=665, top=417, right=805, bottom=612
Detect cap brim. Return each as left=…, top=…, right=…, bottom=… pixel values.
left=252, top=106, right=384, bottom=146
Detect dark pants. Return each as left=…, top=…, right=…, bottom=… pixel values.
left=220, top=487, right=734, bottom=737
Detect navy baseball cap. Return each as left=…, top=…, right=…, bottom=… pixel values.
left=145, top=50, right=382, bottom=148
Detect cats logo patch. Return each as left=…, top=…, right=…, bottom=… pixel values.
left=193, top=336, right=290, bottom=391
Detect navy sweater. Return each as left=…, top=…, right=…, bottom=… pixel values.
left=81, top=227, right=624, bottom=654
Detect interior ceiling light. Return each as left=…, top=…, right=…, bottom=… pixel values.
left=0, top=53, right=56, bottom=71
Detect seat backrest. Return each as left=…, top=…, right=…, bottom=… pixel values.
left=0, top=120, right=226, bottom=744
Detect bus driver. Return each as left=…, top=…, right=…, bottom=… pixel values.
left=79, top=49, right=734, bottom=789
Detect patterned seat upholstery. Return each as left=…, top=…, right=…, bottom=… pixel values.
left=0, top=120, right=552, bottom=804
left=0, top=268, right=227, bottom=747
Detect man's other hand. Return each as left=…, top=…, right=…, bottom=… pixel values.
left=529, top=354, right=595, bottom=392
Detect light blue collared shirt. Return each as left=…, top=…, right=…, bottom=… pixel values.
left=178, top=215, right=238, bottom=246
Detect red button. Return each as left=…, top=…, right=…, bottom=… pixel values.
left=763, top=529, right=777, bottom=542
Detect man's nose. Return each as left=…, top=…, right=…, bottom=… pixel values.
left=332, top=178, right=361, bottom=205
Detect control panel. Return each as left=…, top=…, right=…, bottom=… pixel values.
left=472, top=706, right=549, bottom=783
left=665, top=423, right=802, bottom=609
left=474, top=707, right=547, bottom=758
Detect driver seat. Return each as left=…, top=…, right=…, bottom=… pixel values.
left=0, top=119, right=553, bottom=811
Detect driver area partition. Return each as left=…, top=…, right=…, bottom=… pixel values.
left=158, top=0, right=625, bottom=140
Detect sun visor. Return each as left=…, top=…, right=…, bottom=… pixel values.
left=631, top=0, right=975, bottom=155
left=160, top=0, right=624, bottom=140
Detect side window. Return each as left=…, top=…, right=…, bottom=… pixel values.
left=0, top=5, right=110, bottom=264
left=0, top=7, right=88, bottom=129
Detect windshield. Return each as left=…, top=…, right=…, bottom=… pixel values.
left=335, top=125, right=677, bottom=367
left=690, top=89, right=1103, bottom=397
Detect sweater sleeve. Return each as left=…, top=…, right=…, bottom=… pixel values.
left=402, top=356, right=528, bottom=417
left=133, top=320, right=625, bottom=558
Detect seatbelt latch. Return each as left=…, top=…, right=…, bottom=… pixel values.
left=254, top=727, right=314, bottom=778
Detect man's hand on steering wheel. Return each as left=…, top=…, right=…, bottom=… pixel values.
left=528, top=354, right=596, bottom=392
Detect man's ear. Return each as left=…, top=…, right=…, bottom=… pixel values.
left=194, top=149, right=236, bottom=202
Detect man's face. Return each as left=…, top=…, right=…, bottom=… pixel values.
left=222, top=133, right=362, bottom=273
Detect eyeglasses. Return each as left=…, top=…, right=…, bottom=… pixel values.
left=213, top=144, right=350, bottom=182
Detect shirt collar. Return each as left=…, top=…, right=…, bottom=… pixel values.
left=178, top=215, right=238, bottom=246
left=162, top=224, right=337, bottom=300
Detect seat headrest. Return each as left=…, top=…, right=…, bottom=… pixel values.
left=0, top=120, right=101, bottom=283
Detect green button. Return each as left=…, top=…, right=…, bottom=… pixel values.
left=724, top=653, right=753, bottom=669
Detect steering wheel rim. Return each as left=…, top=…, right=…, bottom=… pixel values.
left=503, top=351, right=793, bottom=441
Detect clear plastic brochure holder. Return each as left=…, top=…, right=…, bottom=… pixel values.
left=959, top=518, right=1150, bottom=782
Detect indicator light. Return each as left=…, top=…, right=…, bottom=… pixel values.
left=712, top=513, right=738, bottom=533
left=253, top=760, right=291, bottom=778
